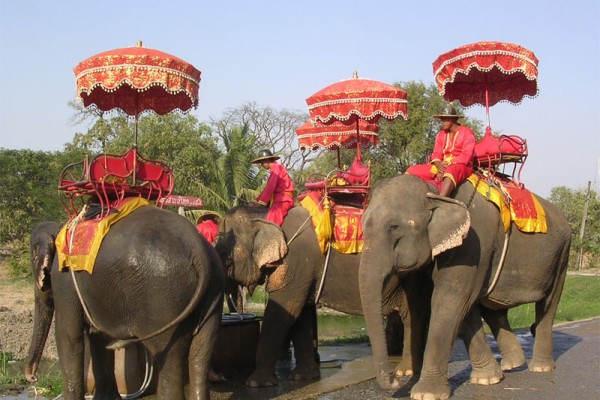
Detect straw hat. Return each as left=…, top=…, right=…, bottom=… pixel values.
left=251, top=149, right=280, bottom=163
left=433, top=104, right=463, bottom=119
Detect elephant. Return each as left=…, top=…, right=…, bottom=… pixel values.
left=25, top=206, right=226, bottom=400
left=358, top=174, right=571, bottom=400
left=214, top=205, right=432, bottom=388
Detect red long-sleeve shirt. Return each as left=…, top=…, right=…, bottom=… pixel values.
left=430, top=125, right=476, bottom=166
left=256, top=162, right=295, bottom=206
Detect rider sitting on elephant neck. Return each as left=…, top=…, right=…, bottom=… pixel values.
left=250, top=149, right=295, bottom=226
left=406, top=104, right=475, bottom=197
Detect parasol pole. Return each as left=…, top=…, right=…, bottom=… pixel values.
left=355, top=119, right=362, bottom=161
left=484, top=75, right=491, bottom=135
left=132, top=111, right=139, bottom=186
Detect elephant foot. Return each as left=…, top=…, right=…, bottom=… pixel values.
left=500, top=348, right=526, bottom=371
left=395, top=356, right=421, bottom=377
left=246, top=371, right=279, bottom=387
left=289, top=365, right=320, bottom=380
left=410, top=378, right=450, bottom=400
left=209, top=369, right=227, bottom=383
left=469, top=363, right=503, bottom=385
left=375, top=371, right=401, bottom=390
left=25, top=365, right=38, bottom=383
left=528, top=357, right=555, bottom=372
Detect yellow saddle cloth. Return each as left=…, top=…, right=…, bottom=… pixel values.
left=300, top=191, right=364, bottom=255
left=55, top=197, right=150, bottom=274
left=467, top=174, right=547, bottom=233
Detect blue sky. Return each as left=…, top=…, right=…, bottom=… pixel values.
left=1, top=0, right=599, bottom=197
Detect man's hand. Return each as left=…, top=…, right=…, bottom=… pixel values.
left=247, top=201, right=265, bottom=208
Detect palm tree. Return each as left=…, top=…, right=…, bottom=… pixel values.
left=188, top=123, right=264, bottom=220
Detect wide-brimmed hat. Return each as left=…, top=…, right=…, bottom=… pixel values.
left=251, top=149, right=280, bottom=163
left=195, top=211, right=221, bottom=224
left=433, top=104, right=463, bottom=119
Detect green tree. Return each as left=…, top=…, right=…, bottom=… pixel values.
left=550, top=186, right=600, bottom=269
left=196, top=123, right=264, bottom=214
left=209, top=102, right=312, bottom=171
left=0, top=149, right=67, bottom=241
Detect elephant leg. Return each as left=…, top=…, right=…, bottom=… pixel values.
left=54, top=301, right=86, bottom=400
left=289, top=304, right=320, bottom=380
left=395, top=273, right=430, bottom=378
left=530, top=266, right=567, bottom=372
left=246, top=295, right=303, bottom=387
left=189, top=311, right=221, bottom=400
left=459, top=307, right=503, bottom=385
left=386, top=312, right=404, bottom=356
left=153, top=331, right=191, bottom=400
left=411, top=267, right=477, bottom=400
left=87, top=333, right=120, bottom=400
left=480, top=306, right=525, bottom=371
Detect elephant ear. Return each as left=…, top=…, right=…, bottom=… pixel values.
left=426, top=193, right=471, bottom=257
left=32, top=234, right=56, bottom=291
left=251, top=219, right=288, bottom=268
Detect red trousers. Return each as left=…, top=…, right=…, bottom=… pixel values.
left=265, top=197, right=294, bottom=226
left=406, top=163, right=473, bottom=192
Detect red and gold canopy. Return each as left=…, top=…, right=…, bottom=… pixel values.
left=306, top=73, right=408, bottom=125
left=433, top=41, right=538, bottom=108
left=74, top=41, right=201, bottom=116
left=296, top=120, right=380, bottom=151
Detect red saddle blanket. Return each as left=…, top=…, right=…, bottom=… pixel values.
left=467, top=174, right=547, bottom=233
left=55, top=197, right=150, bottom=274
left=300, top=191, right=364, bottom=254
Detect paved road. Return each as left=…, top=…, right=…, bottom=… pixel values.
left=13, top=318, right=598, bottom=399
left=204, top=317, right=600, bottom=400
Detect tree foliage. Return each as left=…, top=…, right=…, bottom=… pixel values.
left=550, top=186, right=600, bottom=269
left=208, top=102, right=313, bottom=171
left=0, top=149, right=65, bottom=241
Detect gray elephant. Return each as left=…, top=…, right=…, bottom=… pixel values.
left=25, top=206, right=225, bottom=400
left=214, top=205, right=432, bottom=388
left=359, top=174, right=571, bottom=399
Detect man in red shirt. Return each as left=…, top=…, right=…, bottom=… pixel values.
left=406, top=105, right=475, bottom=197
left=196, top=213, right=219, bottom=244
left=251, top=149, right=295, bottom=226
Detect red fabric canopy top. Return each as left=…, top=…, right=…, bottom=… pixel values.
left=306, top=75, right=408, bottom=125
left=296, top=120, right=380, bottom=151
left=433, top=41, right=538, bottom=108
left=74, top=42, right=201, bottom=116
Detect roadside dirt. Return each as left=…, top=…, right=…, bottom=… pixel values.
left=0, top=261, right=58, bottom=361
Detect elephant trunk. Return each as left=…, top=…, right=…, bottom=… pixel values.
left=25, top=289, right=54, bottom=383
left=359, top=250, right=400, bottom=390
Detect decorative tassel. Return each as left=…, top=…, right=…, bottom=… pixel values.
left=317, top=196, right=333, bottom=240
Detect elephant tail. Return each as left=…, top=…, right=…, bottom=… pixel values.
left=106, top=261, right=212, bottom=351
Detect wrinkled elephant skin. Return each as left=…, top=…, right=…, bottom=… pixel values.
left=215, top=206, right=432, bottom=388
left=26, top=206, right=225, bottom=400
left=359, top=175, right=571, bottom=399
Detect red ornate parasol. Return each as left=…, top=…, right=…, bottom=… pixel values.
left=306, top=72, right=408, bottom=125
left=74, top=40, right=201, bottom=144
left=296, top=119, right=380, bottom=151
left=306, top=72, right=407, bottom=161
left=68, top=41, right=202, bottom=201
left=433, top=41, right=538, bottom=127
